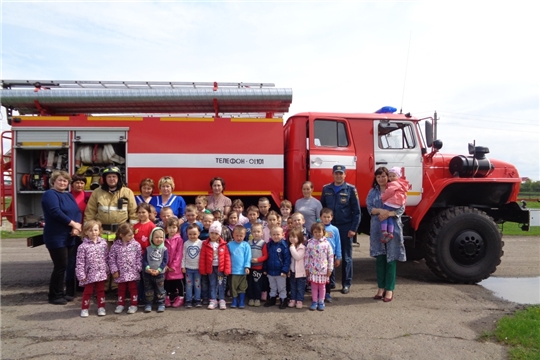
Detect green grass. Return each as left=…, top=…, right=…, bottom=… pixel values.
left=500, top=201, right=540, bottom=236
left=502, top=224, right=540, bottom=236
left=1, top=230, right=42, bottom=239
left=493, top=306, right=540, bottom=359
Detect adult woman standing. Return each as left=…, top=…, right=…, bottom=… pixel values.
left=150, top=176, right=186, bottom=220
left=136, top=178, right=155, bottom=205
left=70, top=174, right=91, bottom=215
left=41, top=171, right=82, bottom=305
left=294, top=181, right=323, bottom=231
left=206, top=177, right=231, bottom=216
left=366, top=167, right=406, bottom=302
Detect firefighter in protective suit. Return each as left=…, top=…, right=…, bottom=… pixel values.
left=84, top=165, right=137, bottom=291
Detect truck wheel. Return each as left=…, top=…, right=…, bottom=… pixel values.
left=425, top=206, right=503, bottom=283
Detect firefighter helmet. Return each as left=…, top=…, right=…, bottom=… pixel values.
left=101, top=165, right=123, bottom=185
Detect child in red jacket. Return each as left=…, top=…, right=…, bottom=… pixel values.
left=199, top=221, right=231, bottom=310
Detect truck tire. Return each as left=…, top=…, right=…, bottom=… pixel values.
left=424, top=206, right=503, bottom=283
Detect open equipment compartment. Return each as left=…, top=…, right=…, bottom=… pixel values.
left=14, top=129, right=69, bottom=229
left=72, top=128, right=128, bottom=190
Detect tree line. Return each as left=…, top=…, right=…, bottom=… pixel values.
left=520, top=179, right=540, bottom=193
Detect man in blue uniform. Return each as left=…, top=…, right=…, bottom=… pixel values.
left=320, top=165, right=361, bottom=294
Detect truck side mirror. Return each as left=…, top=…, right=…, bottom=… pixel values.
left=425, top=121, right=433, bottom=147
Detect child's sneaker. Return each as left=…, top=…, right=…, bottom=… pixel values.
left=317, top=301, right=325, bottom=311
left=207, top=299, right=217, bottom=310
left=80, top=309, right=89, bottom=318
left=172, top=296, right=184, bottom=308
left=296, top=301, right=303, bottom=309
left=185, top=301, right=193, bottom=308
left=288, top=299, right=296, bottom=308
left=144, top=305, right=152, bottom=313
left=127, top=306, right=138, bottom=314
left=157, top=304, right=165, bottom=312
left=309, top=301, right=318, bottom=311
left=254, top=299, right=261, bottom=307
left=114, top=305, right=124, bottom=314
left=97, top=307, right=106, bottom=316
left=165, top=296, right=171, bottom=307
left=248, top=299, right=255, bottom=306
left=325, top=293, right=332, bottom=303
left=219, top=299, right=227, bottom=310
left=194, top=300, right=202, bottom=308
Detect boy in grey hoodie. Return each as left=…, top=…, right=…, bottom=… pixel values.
left=142, top=227, right=169, bottom=312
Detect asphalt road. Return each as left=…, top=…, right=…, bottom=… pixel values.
left=1, top=235, right=539, bottom=360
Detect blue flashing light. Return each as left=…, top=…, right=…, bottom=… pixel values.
left=375, top=106, right=397, bottom=114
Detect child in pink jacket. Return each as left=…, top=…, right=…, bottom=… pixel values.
left=108, top=223, right=142, bottom=315
left=76, top=220, right=109, bottom=318
left=380, top=167, right=409, bottom=243
left=164, top=217, right=184, bottom=307
left=287, top=228, right=307, bottom=309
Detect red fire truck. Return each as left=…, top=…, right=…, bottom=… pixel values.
left=1, top=80, right=537, bottom=283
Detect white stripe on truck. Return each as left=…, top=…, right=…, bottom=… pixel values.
left=127, top=153, right=283, bottom=169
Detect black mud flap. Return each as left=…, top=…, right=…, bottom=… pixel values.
left=27, top=234, right=44, bottom=248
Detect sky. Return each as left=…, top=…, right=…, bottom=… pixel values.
left=1, top=1, right=539, bottom=179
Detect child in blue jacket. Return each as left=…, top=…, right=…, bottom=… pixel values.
left=263, top=227, right=291, bottom=309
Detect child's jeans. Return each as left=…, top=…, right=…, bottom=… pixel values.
left=143, top=273, right=166, bottom=306
left=311, top=281, right=326, bottom=303
left=247, top=269, right=263, bottom=300
left=185, top=268, right=201, bottom=302
left=208, top=266, right=226, bottom=301
left=289, top=272, right=306, bottom=302
left=117, top=280, right=138, bottom=306
left=81, top=280, right=106, bottom=310
left=201, top=275, right=209, bottom=301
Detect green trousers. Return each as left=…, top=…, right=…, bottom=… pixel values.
left=376, top=255, right=396, bottom=291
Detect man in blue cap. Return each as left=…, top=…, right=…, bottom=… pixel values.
left=320, top=165, right=361, bottom=294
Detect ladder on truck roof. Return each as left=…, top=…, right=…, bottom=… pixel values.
left=0, top=80, right=293, bottom=119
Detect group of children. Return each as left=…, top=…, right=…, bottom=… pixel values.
left=75, top=197, right=343, bottom=317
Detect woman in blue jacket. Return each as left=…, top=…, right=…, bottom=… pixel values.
left=41, top=171, right=82, bottom=305
left=366, top=167, right=406, bottom=302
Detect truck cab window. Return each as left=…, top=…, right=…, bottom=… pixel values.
left=378, top=122, right=415, bottom=149
left=314, top=120, right=349, bottom=147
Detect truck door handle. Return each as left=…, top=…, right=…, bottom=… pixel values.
left=376, top=161, right=388, bottom=165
